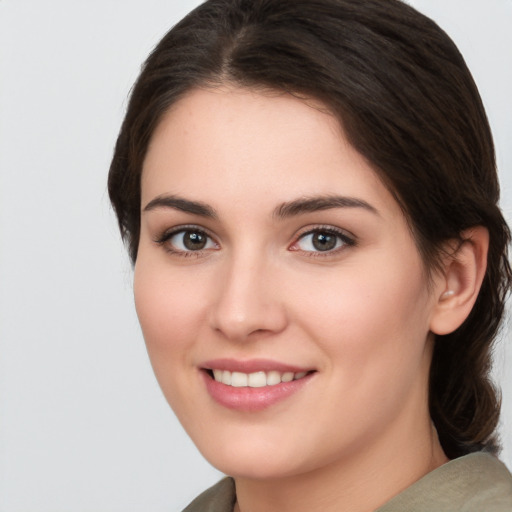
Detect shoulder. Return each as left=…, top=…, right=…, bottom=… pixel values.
left=182, top=477, right=236, bottom=512
left=377, top=452, right=512, bottom=512
left=181, top=455, right=512, bottom=512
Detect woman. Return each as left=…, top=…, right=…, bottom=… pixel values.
left=108, top=0, right=512, bottom=510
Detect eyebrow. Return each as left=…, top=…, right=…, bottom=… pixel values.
left=143, top=195, right=218, bottom=219
left=143, top=193, right=378, bottom=220
left=273, top=195, right=379, bottom=219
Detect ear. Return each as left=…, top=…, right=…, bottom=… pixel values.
left=429, top=226, right=489, bottom=336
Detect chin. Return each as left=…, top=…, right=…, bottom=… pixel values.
left=194, top=430, right=337, bottom=481
left=208, top=455, right=304, bottom=480
left=191, top=434, right=299, bottom=479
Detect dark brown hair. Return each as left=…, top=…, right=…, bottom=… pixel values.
left=108, top=0, right=511, bottom=458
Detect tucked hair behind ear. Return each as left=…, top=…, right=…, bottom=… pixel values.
left=108, top=0, right=511, bottom=458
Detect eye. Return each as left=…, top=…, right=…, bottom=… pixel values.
left=156, top=227, right=218, bottom=254
left=291, top=228, right=355, bottom=254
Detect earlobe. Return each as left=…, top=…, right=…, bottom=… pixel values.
left=429, top=226, right=489, bottom=336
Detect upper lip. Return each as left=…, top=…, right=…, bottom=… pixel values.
left=201, top=358, right=313, bottom=374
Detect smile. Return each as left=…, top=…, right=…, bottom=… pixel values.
left=201, top=360, right=316, bottom=411
left=210, top=369, right=309, bottom=387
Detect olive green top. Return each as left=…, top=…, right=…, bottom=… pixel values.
left=182, top=452, right=512, bottom=511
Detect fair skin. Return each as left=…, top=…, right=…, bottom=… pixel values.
left=134, top=87, right=488, bottom=512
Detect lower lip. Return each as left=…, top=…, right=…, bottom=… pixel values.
left=202, top=371, right=313, bottom=412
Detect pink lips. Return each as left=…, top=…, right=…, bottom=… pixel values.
left=202, top=358, right=309, bottom=373
left=201, top=358, right=315, bottom=412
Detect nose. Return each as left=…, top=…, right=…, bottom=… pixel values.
left=209, top=255, right=288, bottom=342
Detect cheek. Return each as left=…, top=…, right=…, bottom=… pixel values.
left=133, top=258, right=216, bottom=422
left=289, top=253, right=432, bottom=383
left=133, top=259, right=208, bottom=364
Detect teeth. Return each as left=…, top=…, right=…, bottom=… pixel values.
left=281, top=372, right=294, bottom=382
left=266, top=371, right=282, bottom=386
left=248, top=371, right=267, bottom=387
left=210, top=369, right=310, bottom=387
left=221, top=370, right=231, bottom=385
left=231, top=372, right=248, bottom=387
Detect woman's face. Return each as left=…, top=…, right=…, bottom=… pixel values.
left=135, top=87, right=442, bottom=479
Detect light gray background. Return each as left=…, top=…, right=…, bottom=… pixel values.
left=0, top=1, right=510, bottom=511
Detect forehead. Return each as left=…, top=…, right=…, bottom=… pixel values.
left=144, top=86, right=344, bottom=176
left=141, top=86, right=399, bottom=219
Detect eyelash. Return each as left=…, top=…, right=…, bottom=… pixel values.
left=153, top=225, right=218, bottom=258
left=153, top=225, right=356, bottom=258
left=290, top=226, right=356, bottom=258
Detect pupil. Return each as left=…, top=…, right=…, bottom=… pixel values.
left=184, top=231, right=206, bottom=250
left=312, top=232, right=336, bottom=251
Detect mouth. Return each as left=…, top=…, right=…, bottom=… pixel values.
left=200, top=359, right=316, bottom=411
left=205, top=369, right=312, bottom=387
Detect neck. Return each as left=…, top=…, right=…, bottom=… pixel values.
left=233, top=417, right=447, bottom=512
